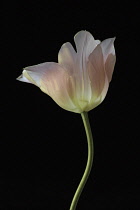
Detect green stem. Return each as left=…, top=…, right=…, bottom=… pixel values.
left=69, top=111, right=94, bottom=210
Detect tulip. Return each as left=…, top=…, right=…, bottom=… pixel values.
left=17, top=30, right=116, bottom=113
left=17, top=30, right=116, bottom=210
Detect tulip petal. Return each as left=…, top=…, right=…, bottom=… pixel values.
left=88, top=44, right=106, bottom=97
left=74, top=31, right=100, bottom=60
left=19, top=62, right=81, bottom=113
left=58, top=42, right=76, bottom=74
left=17, top=71, right=32, bottom=83
left=105, top=53, right=116, bottom=82
left=86, top=74, right=109, bottom=112
left=17, top=62, right=58, bottom=94
left=100, top=38, right=116, bottom=82
left=101, top=38, right=115, bottom=61
left=100, top=74, right=109, bottom=102
left=73, top=31, right=100, bottom=107
left=39, top=64, right=81, bottom=113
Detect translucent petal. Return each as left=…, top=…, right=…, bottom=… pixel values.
left=74, top=30, right=100, bottom=60
left=100, top=38, right=116, bottom=82
left=105, top=53, right=116, bottom=82
left=17, top=71, right=32, bottom=83
left=88, top=44, right=106, bottom=97
left=58, top=42, right=76, bottom=74
left=23, top=62, right=81, bottom=112
left=100, top=38, right=115, bottom=62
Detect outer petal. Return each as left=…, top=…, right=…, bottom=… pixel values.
left=58, top=42, right=76, bottom=75
left=18, top=62, right=81, bottom=113
left=17, top=62, right=60, bottom=93
left=39, top=64, right=81, bottom=113
left=100, top=38, right=116, bottom=82
left=105, top=53, right=116, bottom=82
left=101, top=38, right=115, bottom=62
left=85, top=44, right=110, bottom=111
left=88, top=44, right=106, bottom=97
left=85, top=74, right=109, bottom=112
left=17, top=72, right=32, bottom=83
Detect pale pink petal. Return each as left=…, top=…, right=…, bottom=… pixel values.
left=25, top=62, right=57, bottom=72
left=100, top=74, right=109, bottom=102
left=74, top=30, right=100, bottom=60
left=100, top=38, right=115, bottom=62
left=100, top=38, right=116, bottom=82
left=105, top=53, right=116, bottom=82
left=21, top=62, right=80, bottom=113
left=88, top=44, right=106, bottom=97
left=23, top=62, right=59, bottom=88
left=58, top=42, right=76, bottom=74
left=85, top=74, right=109, bottom=112
left=39, top=64, right=82, bottom=113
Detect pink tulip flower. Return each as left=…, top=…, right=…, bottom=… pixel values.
left=17, top=30, right=116, bottom=113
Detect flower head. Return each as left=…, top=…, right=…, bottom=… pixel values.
left=17, top=30, right=116, bottom=113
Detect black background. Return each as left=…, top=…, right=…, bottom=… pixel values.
left=1, top=1, right=140, bottom=209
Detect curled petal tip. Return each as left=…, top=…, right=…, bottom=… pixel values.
left=16, top=75, right=22, bottom=81
left=16, top=74, right=25, bottom=82
left=16, top=70, right=32, bottom=83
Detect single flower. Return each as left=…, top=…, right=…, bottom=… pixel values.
left=17, top=30, right=116, bottom=113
